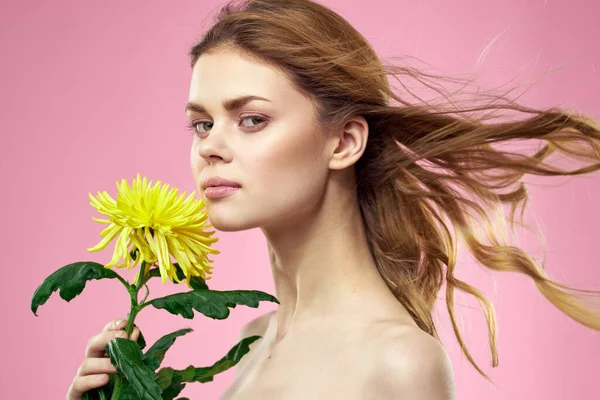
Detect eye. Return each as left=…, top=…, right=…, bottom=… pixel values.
left=186, top=115, right=269, bottom=138
left=186, top=121, right=213, bottom=136
left=240, top=115, right=269, bottom=130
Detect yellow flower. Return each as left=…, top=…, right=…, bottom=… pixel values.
left=87, top=173, right=219, bottom=287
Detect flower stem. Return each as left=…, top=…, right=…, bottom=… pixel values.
left=140, top=284, right=151, bottom=306
left=109, top=261, right=148, bottom=400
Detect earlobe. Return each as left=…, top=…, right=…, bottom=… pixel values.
left=328, top=116, right=369, bottom=170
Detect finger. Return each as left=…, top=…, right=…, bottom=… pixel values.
left=103, top=318, right=128, bottom=332
left=77, top=357, right=118, bottom=376
left=85, top=330, right=129, bottom=358
left=129, top=326, right=140, bottom=343
left=68, top=374, right=109, bottom=398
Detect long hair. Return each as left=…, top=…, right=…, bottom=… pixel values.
left=188, top=0, right=600, bottom=382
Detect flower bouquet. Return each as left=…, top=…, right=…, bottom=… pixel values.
left=30, top=174, right=279, bottom=399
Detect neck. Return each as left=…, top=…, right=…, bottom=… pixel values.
left=261, top=180, right=397, bottom=344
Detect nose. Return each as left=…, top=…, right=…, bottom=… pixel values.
left=196, top=126, right=232, bottom=165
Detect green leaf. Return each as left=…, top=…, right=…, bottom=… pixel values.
left=117, top=382, right=139, bottom=400
left=82, top=390, right=98, bottom=400
left=143, top=328, right=193, bottom=371
left=82, top=390, right=102, bottom=400
left=159, top=334, right=263, bottom=394
left=156, top=366, right=175, bottom=389
left=153, top=336, right=260, bottom=399
left=31, top=261, right=128, bottom=316
left=156, top=368, right=187, bottom=400
left=147, top=263, right=209, bottom=290
left=136, top=328, right=147, bottom=350
left=161, top=382, right=187, bottom=400
left=147, top=290, right=279, bottom=320
left=189, top=335, right=262, bottom=383
left=105, top=338, right=163, bottom=400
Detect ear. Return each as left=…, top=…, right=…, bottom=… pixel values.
left=328, top=115, right=369, bottom=171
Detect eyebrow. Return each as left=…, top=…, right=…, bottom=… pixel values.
left=185, top=95, right=271, bottom=114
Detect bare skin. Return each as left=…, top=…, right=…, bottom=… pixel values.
left=186, top=49, right=453, bottom=398
left=220, top=306, right=421, bottom=400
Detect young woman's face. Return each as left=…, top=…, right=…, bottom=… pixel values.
left=187, top=48, right=330, bottom=232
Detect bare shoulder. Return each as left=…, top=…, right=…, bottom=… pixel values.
left=234, top=310, right=276, bottom=377
left=366, top=324, right=456, bottom=400
left=238, top=309, right=276, bottom=340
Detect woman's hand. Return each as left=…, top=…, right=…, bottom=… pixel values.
left=65, top=318, right=141, bottom=400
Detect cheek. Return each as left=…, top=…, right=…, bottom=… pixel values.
left=190, top=144, right=206, bottom=186
left=249, top=132, right=325, bottom=202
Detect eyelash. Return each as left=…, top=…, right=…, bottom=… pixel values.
left=186, top=115, right=269, bottom=138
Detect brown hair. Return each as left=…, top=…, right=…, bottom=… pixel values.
left=188, top=0, right=600, bottom=383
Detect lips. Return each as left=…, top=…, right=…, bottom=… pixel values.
left=203, top=176, right=241, bottom=189
left=204, top=186, right=240, bottom=199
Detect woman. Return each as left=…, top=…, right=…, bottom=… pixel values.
left=66, top=0, right=600, bottom=399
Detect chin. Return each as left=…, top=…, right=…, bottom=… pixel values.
left=206, top=213, right=257, bottom=232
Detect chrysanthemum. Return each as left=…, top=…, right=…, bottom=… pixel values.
left=87, top=173, right=219, bottom=286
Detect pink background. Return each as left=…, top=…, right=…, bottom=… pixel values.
left=2, top=0, right=599, bottom=399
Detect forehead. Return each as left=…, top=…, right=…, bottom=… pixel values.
left=188, top=49, right=294, bottom=102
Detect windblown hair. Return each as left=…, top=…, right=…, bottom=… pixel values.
left=188, top=0, right=600, bottom=382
